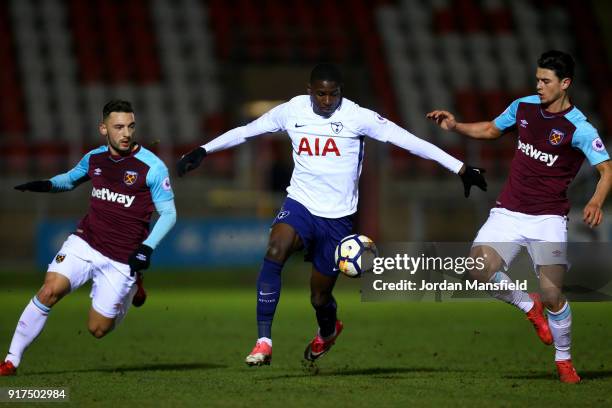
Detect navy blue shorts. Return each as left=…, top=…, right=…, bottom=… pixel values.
left=272, top=197, right=353, bottom=277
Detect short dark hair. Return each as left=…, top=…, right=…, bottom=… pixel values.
left=310, top=63, right=343, bottom=85
left=537, top=50, right=575, bottom=80
left=103, top=99, right=134, bottom=119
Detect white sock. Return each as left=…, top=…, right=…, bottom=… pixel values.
left=5, top=297, right=51, bottom=367
left=547, top=302, right=572, bottom=361
left=488, top=271, right=533, bottom=313
left=257, top=337, right=272, bottom=347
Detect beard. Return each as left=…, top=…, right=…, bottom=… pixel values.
left=108, top=136, right=134, bottom=155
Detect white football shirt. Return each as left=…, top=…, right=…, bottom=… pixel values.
left=204, top=96, right=463, bottom=218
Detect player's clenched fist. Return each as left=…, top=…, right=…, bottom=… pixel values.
left=459, top=165, right=487, bottom=198
left=176, top=147, right=207, bottom=177
left=128, top=244, right=153, bottom=276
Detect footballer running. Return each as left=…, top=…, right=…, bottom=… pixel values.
left=0, top=100, right=177, bottom=376
left=428, top=50, right=612, bottom=383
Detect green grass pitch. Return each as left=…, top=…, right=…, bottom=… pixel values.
left=1, top=269, right=611, bottom=407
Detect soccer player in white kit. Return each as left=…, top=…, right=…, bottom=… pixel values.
left=427, top=51, right=612, bottom=383
left=177, top=64, right=487, bottom=365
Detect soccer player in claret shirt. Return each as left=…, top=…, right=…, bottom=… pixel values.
left=0, top=100, right=177, bottom=376
left=428, top=50, right=612, bottom=383
left=177, top=63, right=487, bottom=366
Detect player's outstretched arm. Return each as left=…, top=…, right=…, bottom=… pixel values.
left=17, top=147, right=104, bottom=192
left=14, top=180, right=52, bottom=192
left=426, top=110, right=501, bottom=140
left=583, top=160, right=612, bottom=228
left=360, top=109, right=487, bottom=197
left=176, top=102, right=289, bottom=177
left=392, top=129, right=488, bottom=197
left=14, top=162, right=91, bottom=193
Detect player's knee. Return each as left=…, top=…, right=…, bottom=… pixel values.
left=265, top=240, right=290, bottom=263
left=467, top=250, right=499, bottom=282
left=87, top=322, right=113, bottom=339
left=88, top=325, right=108, bottom=339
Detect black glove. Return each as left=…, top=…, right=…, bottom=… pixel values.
left=14, top=180, right=52, bottom=192
left=460, top=165, right=487, bottom=198
left=128, top=244, right=153, bottom=276
left=176, top=147, right=207, bottom=177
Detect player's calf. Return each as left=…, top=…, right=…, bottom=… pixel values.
left=467, top=246, right=503, bottom=283
left=540, top=290, right=565, bottom=313
left=36, top=286, right=62, bottom=307
left=36, top=272, right=71, bottom=307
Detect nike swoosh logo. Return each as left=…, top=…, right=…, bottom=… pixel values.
left=259, top=291, right=277, bottom=296
left=295, top=123, right=306, bottom=128
left=332, top=268, right=339, bottom=272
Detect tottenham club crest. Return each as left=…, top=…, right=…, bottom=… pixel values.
left=548, top=129, right=565, bottom=146
left=124, top=170, right=138, bottom=186
left=55, top=253, right=66, bottom=263
left=331, top=122, right=343, bottom=134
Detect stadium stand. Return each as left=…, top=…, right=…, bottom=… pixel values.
left=377, top=0, right=608, bottom=178
left=0, top=0, right=609, bottom=180
left=1, top=0, right=611, bottom=264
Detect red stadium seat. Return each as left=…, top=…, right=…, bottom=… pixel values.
left=0, top=1, right=27, bottom=135
left=456, top=0, right=484, bottom=33
left=455, top=90, right=483, bottom=123
left=599, top=89, right=612, bottom=137
left=69, top=0, right=161, bottom=84
left=486, top=8, right=513, bottom=33
left=482, top=90, right=510, bottom=119
left=434, top=8, right=455, bottom=34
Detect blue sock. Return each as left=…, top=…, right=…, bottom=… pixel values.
left=315, top=298, right=337, bottom=338
left=256, top=258, right=283, bottom=339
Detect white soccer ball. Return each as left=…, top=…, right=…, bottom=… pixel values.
left=335, top=234, right=378, bottom=278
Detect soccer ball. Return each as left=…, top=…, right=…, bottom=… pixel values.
left=335, top=234, right=378, bottom=278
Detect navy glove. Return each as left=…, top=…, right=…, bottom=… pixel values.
left=176, top=147, right=207, bottom=177
left=128, top=244, right=153, bottom=276
left=460, top=166, right=487, bottom=198
left=14, top=180, right=52, bottom=192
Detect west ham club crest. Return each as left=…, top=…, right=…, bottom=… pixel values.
left=549, top=129, right=565, bottom=146
left=124, top=170, right=138, bottom=186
